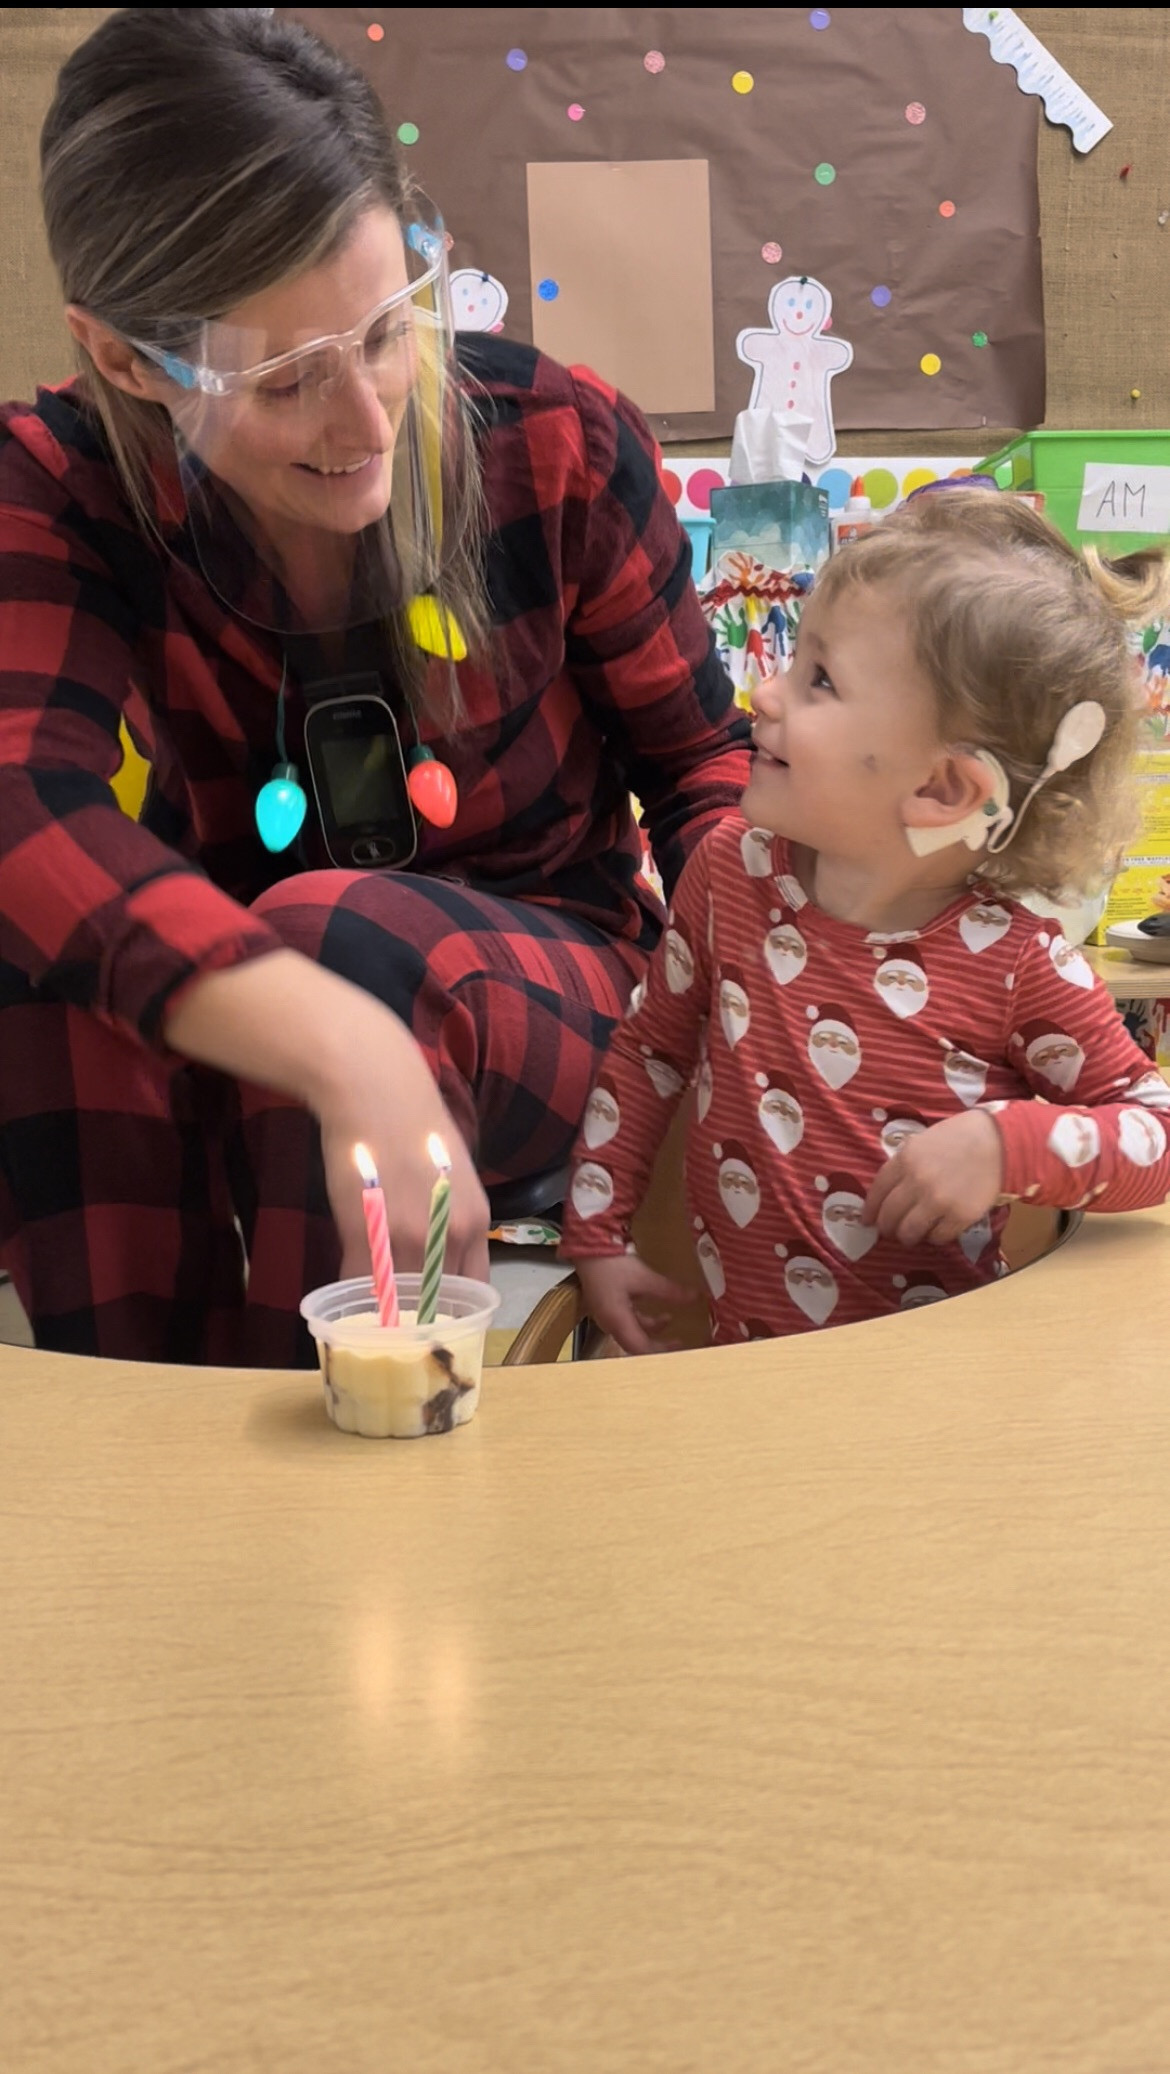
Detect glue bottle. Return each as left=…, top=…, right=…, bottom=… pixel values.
left=832, top=476, right=875, bottom=549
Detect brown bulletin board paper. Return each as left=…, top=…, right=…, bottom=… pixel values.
left=279, top=7, right=1045, bottom=442
left=527, top=160, right=714, bottom=415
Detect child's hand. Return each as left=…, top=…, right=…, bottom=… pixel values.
left=862, top=1109, right=1004, bottom=1248
left=575, top=1254, right=694, bottom=1356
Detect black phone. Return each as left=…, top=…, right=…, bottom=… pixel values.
left=303, top=689, right=418, bottom=870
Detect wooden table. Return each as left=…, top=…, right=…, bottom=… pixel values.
left=1083, top=939, right=1170, bottom=1003
left=4, top=1204, right=1170, bottom=2073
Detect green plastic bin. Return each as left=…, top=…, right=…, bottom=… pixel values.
left=979, top=430, right=1170, bottom=557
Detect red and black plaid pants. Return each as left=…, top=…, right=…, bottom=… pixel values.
left=0, top=872, right=644, bottom=1367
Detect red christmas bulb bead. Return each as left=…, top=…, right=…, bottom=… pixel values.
left=408, top=753, right=458, bottom=828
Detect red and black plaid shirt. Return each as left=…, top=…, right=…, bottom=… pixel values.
left=0, top=336, right=749, bottom=1043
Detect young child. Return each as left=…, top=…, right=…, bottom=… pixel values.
left=559, top=493, right=1170, bottom=1353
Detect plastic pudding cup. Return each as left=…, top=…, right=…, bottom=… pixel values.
left=300, top=1273, right=500, bottom=1438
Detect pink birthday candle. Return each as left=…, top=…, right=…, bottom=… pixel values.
left=353, top=1144, right=400, bottom=1327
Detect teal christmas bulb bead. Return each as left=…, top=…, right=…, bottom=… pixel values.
left=255, top=762, right=307, bottom=853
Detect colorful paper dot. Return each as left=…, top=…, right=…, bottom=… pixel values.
left=902, top=467, right=938, bottom=496
left=938, top=199, right=956, bottom=219
left=761, top=240, right=783, bottom=264
left=396, top=122, right=419, bottom=145
left=505, top=48, right=527, bottom=71
left=644, top=49, right=665, bottom=73
left=862, top=468, right=900, bottom=511
left=905, top=102, right=926, bottom=125
left=815, top=466, right=853, bottom=510
left=919, top=352, right=942, bottom=377
left=567, top=102, right=585, bottom=120
left=685, top=467, right=726, bottom=513
left=971, top=329, right=989, bottom=348
left=810, top=8, right=832, bottom=26
left=814, top=162, right=836, bottom=186
left=870, top=284, right=892, bottom=308
left=537, top=278, right=560, bottom=301
left=366, top=22, right=384, bottom=41
left=732, top=70, right=754, bottom=94
left=660, top=468, right=682, bottom=504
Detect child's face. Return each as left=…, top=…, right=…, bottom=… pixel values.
left=743, top=584, right=943, bottom=861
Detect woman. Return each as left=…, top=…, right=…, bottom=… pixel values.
left=0, top=9, right=748, bottom=1365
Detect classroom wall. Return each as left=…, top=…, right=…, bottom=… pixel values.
left=1, top=8, right=1166, bottom=454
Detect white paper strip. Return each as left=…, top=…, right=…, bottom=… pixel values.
left=963, top=8, right=1112, bottom=155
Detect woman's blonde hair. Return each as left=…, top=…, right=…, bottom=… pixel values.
left=815, top=491, right=1170, bottom=902
left=39, top=6, right=488, bottom=709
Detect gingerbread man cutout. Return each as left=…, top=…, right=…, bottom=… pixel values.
left=736, top=275, right=853, bottom=467
left=450, top=268, right=508, bottom=333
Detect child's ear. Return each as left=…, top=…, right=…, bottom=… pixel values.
left=901, top=749, right=996, bottom=836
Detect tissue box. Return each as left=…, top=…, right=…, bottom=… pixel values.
left=708, top=481, right=830, bottom=577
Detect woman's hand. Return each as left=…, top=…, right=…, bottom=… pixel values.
left=163, top=948, right=491, bottom=1283
left=320, top=1090, right=490, bottom=1286
left=575, top=1253, right=693, bottom=1356
left=862, top=1109, right=1004, bottom=1248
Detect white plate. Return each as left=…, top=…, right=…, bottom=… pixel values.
left=1104, top=922, right=1170, bottom=965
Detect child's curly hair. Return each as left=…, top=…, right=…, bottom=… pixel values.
left=814, top=491, right=1170, bottom=903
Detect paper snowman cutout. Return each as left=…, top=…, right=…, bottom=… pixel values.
left=736, top=275, right=853, bottom=468
left=450, top=268, right=509, bottom=333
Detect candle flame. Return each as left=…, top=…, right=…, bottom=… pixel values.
left=426, top=1131, right=452, bottom=1174
left=353, top=1142, right=378, bottom=1188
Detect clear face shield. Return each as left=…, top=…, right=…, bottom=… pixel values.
left=129, top=197, right=465, bottom=868
left=136, top=196, right=454, bottom=637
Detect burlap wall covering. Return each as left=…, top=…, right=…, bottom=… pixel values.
left=0, top=8, right=1166, bottom=455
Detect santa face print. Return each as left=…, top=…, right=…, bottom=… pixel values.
left=959, top=1216, right=993, bottom=1265
left=719, top=977, right=751, bottom=1050
left=943, top=1049, right=989, bottom=1107
left=570, top=1161, right=614, bottom=1221
left=773, top=872, right=806, bottom=911
left=764, top=921, right=808, bottom=987
left=1127, top=1071, right=1170, bottom=1113
left=821, top=1189, right=877, bottom=1262
left=663, top=928, right=695, bottom=995
left=717, top=1149, right=761, bottom=1228
left=1048, top=934, right=1094, bottom=991
left=643, top=1051, right=685, bottom=1100
left=873, top=951, right=929, bottom=1021
left=740, top=825, right=775, bottom=878
left=1118, top=1105, right=1167, bottom=1168
left=959, top=903, right=1012, bottom=955
left=784, top=1254, right=839, bottom=1327
left=880, top=1115, right=927, bottom=1158
left=582, top=1085, right=620, bottom=1150
left=808, top=1013, right=861, bottom=1091
left=625, top=978, right=646, bottom=1020
left=900, top=1279, right=947, bottom=1310
left=1024, top=1032, right=1084, bottom=1095
left=695, top=1227, right=726, bottom=1300
left=758, top=1084, right=804, bottom=1155
left=1046, top=1110, right=1101, bottom=1170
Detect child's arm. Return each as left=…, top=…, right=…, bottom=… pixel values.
left=560, top=839, right=714, bottom=1350
left=986, top=930, right=1170, bottom=1213
left=864, top=929, right=1170, bottom=1244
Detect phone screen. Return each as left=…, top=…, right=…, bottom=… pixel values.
left=318, top=732, right=397, bottom=826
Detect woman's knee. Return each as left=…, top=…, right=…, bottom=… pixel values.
left=251, top=871, right=437, bottom=1018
